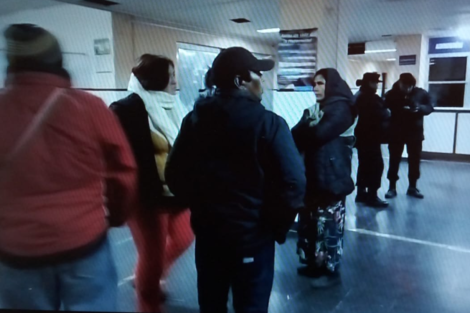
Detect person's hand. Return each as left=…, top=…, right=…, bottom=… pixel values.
left=410, top=101, right=419, bottom=112
left=308, top=118, right=320, bottom=127
left=301, top=109, right=310, bottom=121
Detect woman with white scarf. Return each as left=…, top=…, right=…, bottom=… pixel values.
left=110, top=54, right=194, bottom=313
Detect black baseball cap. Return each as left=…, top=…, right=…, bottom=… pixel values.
left=356, top=72, right=382, bottom=86
left=399, top=73, right=416, bottom=86
left=211, top=47, right=274, bottom=84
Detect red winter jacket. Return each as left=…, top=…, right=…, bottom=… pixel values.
left=0, top=72, right=137, bottom=266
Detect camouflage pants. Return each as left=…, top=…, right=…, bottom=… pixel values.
left=297, top=198, right=346, bottom=273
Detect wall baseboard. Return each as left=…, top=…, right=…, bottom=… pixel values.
left=421, top=152, right=470, bottom=163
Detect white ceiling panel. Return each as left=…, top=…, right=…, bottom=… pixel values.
left=33, top=0, right=470, bottom=43
left=0, top=0, right=59, bottom=16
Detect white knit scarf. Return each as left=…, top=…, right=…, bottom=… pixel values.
left=306, top=102, right=357, bottom=137
left=127, top=73, right=188, bottom=146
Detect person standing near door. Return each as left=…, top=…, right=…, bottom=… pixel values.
left=384, top=73, right=434, bottom=199
left=354, top=72, right=390, bottom=208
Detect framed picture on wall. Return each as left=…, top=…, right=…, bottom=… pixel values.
left=94, top=38, right=111, bottom=56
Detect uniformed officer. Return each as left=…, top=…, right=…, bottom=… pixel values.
left=384, top=73, right=434, bottom=199
left=354, top=72, right=390, bottom=208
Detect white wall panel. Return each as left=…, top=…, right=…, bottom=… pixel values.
left=0, top=4, right=115, bottom=89
left=423, top=112, right=456, bottom=153
left=272, top=91, right=316, bottom=129
left=456, top=113, right=470, bottom=155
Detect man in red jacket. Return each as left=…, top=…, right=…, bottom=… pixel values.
left=0, top=24, right=137, bottom=311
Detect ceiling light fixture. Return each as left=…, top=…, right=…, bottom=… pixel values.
left=387, top=58, right=396, bottom=61
left=231, top=18, right=251, bottom=24
left=257, top=28, right=280, bottom=33
left=83, top=0, right=119, bottom=6
left=365, top=49, right=397, bottom=54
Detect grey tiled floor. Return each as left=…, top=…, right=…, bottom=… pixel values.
left=110, top=158, right=470, bottom=313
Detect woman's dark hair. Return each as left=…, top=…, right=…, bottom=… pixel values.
left=313, top=68, right=329, bottom=82
left=312, top=68, right=354, bottom=102
left=132, top=54, right=174, bottom=91
left=204, top=67, right=214, bottom=89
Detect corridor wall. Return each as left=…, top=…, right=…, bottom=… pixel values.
left=0, top=3, right=115, bottom=89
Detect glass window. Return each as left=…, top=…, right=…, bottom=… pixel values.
left=177, top=43, right=220, bottom=109
left=177, top=44, right=275, bottom=111
left=428, top=83, right=465, bottom=108
left=429, top=57, right=467, bottom=82
left=428, top=56, right=468, bottom=108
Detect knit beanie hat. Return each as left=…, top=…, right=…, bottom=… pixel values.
left=4, top=24, right=65, bottom=73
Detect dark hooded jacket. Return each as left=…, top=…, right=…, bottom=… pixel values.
left=354, top=85, right=391, bottom=146
left=385, top=82, right=434, bottom=142
left=165, top=89, right=306, bottom=251
left=292, top=68, right=357, bottom=202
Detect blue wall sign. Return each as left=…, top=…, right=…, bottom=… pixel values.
left=429, top=37, right=470, bottom=54
left=399, top=55, right=417, bottom=66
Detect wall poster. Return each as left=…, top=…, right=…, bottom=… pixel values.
left=277, top=28, right=317, bottom=90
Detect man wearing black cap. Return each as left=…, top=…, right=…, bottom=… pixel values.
left=0, top=25, right=137, bottom=311
left=384, top=73, right=434, bottom=199
left=354, top=72, right=390, bottom=208
left=166, top=47, right=306, bottom=313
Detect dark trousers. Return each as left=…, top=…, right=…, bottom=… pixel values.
left=195, top=238, right=275, bottom=313
left=387, top=141, right=423, bottom=185
left=356, top=144, right=384, bottom=191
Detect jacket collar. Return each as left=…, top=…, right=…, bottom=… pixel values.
left=5, top=72, right=71, bottom=89
left=214, top=88, right=261, bottom=103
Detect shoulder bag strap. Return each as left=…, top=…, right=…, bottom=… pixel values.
left=0, top=88, right=65, bottom=187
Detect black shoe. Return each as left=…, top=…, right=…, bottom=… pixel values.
left=310, top=271, right=341, bottom=288
left=367, top=196, right=389, bottom=208
left=355, top=190, right=368, bottom=203
left=385, top=189, right=397, bottom=199
left=297, top=266, right=325, bottom=278
left=407, top=187, right=424, bottom=199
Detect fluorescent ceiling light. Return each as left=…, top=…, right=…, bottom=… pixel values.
left=257, top=28, right=280, bottom=33
left=365, top=49, right=397, bottom=54
left=387, top=58, right=396, bottom=61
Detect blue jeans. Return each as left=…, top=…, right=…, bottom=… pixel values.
left=0, top=237, right=117, bottom=312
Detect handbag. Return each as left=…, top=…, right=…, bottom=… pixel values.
left=0, top=88, right=65, bottom=190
